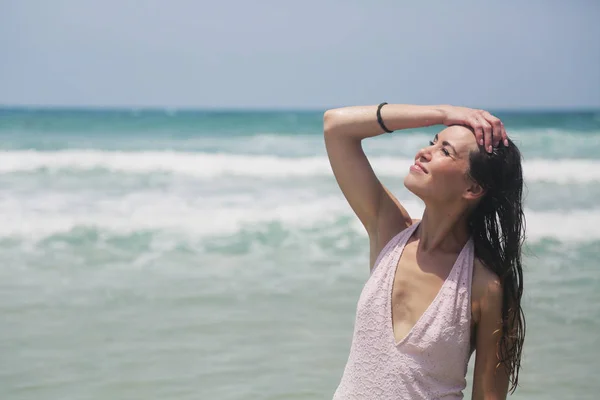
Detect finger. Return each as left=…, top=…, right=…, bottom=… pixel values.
left=468, top=117, right=484, bottom=147
left=501, top=122, right=509, bottom=147
left=483, top=112, right=503, bottom=147
left=477, top=115, right=493, bottom=153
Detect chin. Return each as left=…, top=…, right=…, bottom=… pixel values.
left=403, top=173, right=427, bottom=200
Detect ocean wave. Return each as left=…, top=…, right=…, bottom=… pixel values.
left=1, top=193, right=599, bottom=243
left=4, top=127, right=600, bottom=158
left=1, top=150, right=600, bottom=184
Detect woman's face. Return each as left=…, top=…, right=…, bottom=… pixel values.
left=404, top=125, right=481, bottom=204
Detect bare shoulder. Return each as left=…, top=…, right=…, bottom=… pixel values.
left=472, top=258, right=502, bottom=299
left=370, top=187, right=413, bottom=250
left=471, top=258, right=503, bottom=323
left=376, top=185, right=413, bottom=232
left=368, top=194, right=415, bottom=270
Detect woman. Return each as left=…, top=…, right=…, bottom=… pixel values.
left=324, top=104, right=525, bottom=399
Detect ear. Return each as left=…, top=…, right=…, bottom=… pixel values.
left=463, top=181, right=485, bottom=201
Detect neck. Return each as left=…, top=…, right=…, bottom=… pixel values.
left=417, top=200, right=471, bottom=254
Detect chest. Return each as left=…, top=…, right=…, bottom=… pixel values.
left=390, top=241, right=472, bottom=343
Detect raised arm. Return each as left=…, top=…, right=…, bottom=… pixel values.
left=323, top=104, right=446, bottom=267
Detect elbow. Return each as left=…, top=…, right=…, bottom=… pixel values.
left=323, top=108, right=342, bottom=137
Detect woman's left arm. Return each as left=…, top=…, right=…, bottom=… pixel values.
left=471, top=279, right=509, bottom=400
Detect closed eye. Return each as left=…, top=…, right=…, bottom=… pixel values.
left=429, top=140, right=451, bottom=156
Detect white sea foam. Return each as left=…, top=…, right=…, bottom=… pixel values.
left=1, top=150, right=600, bottom=184
left=1, top=191, right=599, bottom=243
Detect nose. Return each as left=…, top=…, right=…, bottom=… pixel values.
left=416, top=145, right=433, bottom=162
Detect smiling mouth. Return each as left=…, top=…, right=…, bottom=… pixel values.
left=411, top=162, right=428, bottom=173
left=410, top=164, right=425, bottom=173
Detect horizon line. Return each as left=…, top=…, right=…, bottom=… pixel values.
left=1, top=104, right=599, bottom=114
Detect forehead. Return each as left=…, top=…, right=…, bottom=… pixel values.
left=436, top=125, right=479, bottom=154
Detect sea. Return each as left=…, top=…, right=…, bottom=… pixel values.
left=1, top=107, right=599, bottom=399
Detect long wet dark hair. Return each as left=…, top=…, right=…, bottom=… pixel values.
left=467, top=136, right=526, bottom=393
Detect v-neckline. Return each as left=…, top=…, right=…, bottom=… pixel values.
left=389, top=222, right=470, bottom=347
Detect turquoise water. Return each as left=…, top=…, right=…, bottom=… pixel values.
left=1, top=108, right=599, bottom=399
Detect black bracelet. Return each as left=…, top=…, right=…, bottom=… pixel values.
left=377, top=102, right=394, bottom=133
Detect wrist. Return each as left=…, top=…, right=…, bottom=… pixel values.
left=433, top=105, right=450, bottom=125
left=378, top=104, right=447, bottom=132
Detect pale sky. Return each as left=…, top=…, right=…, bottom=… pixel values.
left=2, top=0, right=599, bottom=109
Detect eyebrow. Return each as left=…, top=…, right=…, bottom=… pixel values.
left=433, top=134, right=458, bottom=156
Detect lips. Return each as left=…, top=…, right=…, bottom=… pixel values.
left=413, top=161, right=428, bottom=173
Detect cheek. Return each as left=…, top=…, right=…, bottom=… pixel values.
left=430, top=165, right=469, bottom=192
left=404, top=161, right=469, bottom=197
left=435, top=168, right=464, bottom=181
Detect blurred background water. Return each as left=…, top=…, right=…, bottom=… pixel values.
left=1, top=108, right=599, bottom=399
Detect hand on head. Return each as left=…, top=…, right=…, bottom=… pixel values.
left=438, top=106, right=508, bottom=153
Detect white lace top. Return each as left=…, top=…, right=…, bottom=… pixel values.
left=333, top=222, right=475, bottom=399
